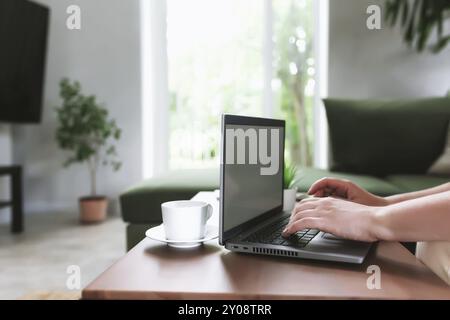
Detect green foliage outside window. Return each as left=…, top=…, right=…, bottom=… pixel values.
left=274, top=0, right=315, bottom=166
left=167, top=0, right=315, bottom=168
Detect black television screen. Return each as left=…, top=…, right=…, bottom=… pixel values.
left=0, top=0, right=49, bottom=124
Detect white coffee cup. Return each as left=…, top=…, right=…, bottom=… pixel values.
left=161, top=200, right=213, bottom=241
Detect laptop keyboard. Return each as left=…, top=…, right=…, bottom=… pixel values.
left=243, top=216, right=320, bottom=248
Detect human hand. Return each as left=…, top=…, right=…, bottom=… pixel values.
left=282, top=197, right=381, bottom=242
left=308, top=177, right=387, bottom=206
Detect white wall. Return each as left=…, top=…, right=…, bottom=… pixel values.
left=328, top=0, right=450, bottom=98
left=12, top=0, right=142, bottom=214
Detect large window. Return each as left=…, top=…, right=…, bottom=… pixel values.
left=143, top=0, right=325, bottom=175
left=273, top=0, right=315, bottom=167
left=167, top=0, right=264, bottom=169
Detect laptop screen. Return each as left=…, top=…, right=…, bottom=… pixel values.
left=221, top=116, right=285, bottom=238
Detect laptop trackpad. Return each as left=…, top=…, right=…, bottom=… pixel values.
left=322, top=233, right=345, bottom=240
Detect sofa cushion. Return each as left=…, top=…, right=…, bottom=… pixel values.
left=120, top=168, right=219, bottom=224
left=294, top=167, right=402, bottom=196
left=386, top=175, right=450, bottom=193
left=324, top=97, right=450, bottom=177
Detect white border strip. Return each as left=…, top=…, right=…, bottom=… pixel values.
left=313, top=0, right=329, bottom=169
left=141, top=0, right=169, bottom=178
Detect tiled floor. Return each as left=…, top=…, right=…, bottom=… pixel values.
left=0, top=211, right=126, bottom=299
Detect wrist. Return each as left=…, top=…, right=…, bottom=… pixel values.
left=384, top=195, right=404, bottom=205
left=370, top=206, right=394, bottom=241
left=365, top=194, right=389, bottom=207
left=374, top=195, right=389, bottom=206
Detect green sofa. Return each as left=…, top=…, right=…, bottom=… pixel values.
left=121, top=97, right=450, bottom=250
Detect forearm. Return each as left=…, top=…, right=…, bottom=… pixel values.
left=385, top=182, right=450, bottom=205
left=373, top=191, right=450, bottom=242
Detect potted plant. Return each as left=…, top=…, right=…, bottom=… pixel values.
left=283, top=162, right=298, bottom=212
left=55, top=79, right=122, bottom=223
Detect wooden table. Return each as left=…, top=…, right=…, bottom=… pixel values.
left=83, top=192, right=450, bottom=299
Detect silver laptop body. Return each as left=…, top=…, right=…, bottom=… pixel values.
left=219, top=114, right=372, bottom=264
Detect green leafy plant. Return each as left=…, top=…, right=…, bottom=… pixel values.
left=55, top=79, right=122, bottom=196
left=284, top=162, right=298, bottom=189
left=385, top=0, right=450, bottom=53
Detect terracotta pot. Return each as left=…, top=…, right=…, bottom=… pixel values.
left=79, top=196, right=108, bottom=223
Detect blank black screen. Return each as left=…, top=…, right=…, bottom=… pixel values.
left=223, top=124, right=284, bottom=232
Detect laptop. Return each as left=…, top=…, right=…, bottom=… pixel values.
left=219, top=114, right=372, bottom=264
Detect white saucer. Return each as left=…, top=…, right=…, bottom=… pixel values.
left=145, top=224, right=219, bottom=248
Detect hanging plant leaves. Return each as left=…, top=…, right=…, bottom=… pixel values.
left=385, top=0, right=450, bottom=53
